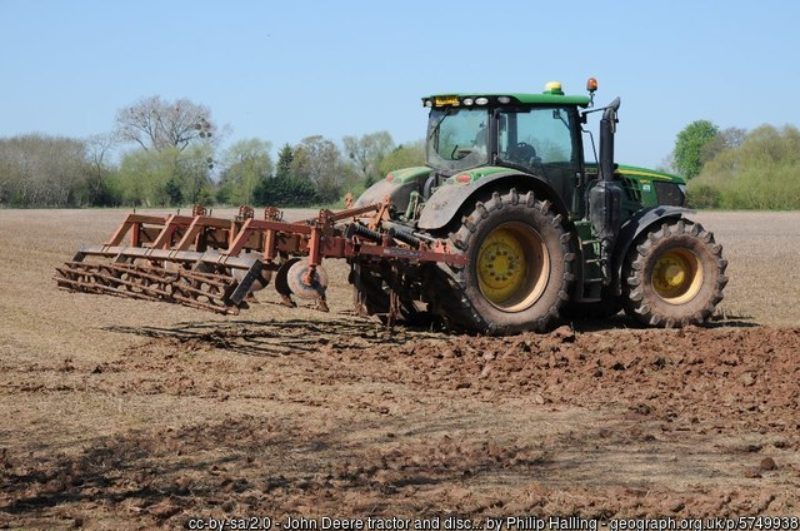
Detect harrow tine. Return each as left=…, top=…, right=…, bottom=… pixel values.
left=54, top=224, right=267, bottom=315
left=54, top=276, right=156, bottom=302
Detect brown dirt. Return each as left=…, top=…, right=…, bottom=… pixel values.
left=0, top=209, right=799, bottom=528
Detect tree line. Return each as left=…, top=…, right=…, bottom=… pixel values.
left=0, top=96, right=424, bottom=208
left=4, top=95, right=798, bottom=210
left=669, top=120, right=800, bottom=209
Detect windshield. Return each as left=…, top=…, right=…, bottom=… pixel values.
left=426, top=108, right=490, bottom=171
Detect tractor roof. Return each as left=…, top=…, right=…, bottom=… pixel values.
left=423, top=92, right=592, bottom=108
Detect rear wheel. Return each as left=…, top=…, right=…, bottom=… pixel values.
left=432, top=188, right=575, bottom=334
left=622, top=219, right=727, bottom=327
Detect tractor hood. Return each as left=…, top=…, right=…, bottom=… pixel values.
left=585, top=163, right=685, bottom=185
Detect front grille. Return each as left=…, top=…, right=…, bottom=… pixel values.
left=622, top=177, right=642, bottom=202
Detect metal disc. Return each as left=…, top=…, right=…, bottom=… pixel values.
left=232, top=262, right=272, bottom=292
left=275, top=258, right=301, bottom=297
left=286, top=261, right=329, bottom=300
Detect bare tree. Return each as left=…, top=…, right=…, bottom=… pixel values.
left=115, top=96, right=215, bottom=152
left=85, top=133, right=116, bottom=170
left=291, top=135, right=354, bottom=201
left=343, top=131, right=394, bottom=182
left=0, top=134, right=91, bottom=206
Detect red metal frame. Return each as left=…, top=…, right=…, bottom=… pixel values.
left=58, top=201, right=468, bottom=318
left=80, top=201, right=465, bottom=300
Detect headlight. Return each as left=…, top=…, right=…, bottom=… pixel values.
left=475, top=97, right=489, bottom=105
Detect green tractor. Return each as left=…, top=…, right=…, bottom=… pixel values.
left=352, top=79, right=727, bottom=334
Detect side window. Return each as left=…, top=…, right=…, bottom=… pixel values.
left=500, top=107, right=576, bottom=165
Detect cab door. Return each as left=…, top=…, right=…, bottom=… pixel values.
left=497, top=106, right=583, bottom=216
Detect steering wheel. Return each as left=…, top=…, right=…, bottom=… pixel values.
left=450, top=144, right=473, bottom=160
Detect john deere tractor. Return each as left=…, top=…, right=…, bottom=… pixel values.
left=351, top=79, right=727, bottom=334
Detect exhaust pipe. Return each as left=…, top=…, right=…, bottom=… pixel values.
left=588, top=97, right=623, bottom=284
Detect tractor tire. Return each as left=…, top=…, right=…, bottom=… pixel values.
left=433, top=188, right=575, bottom=335
left=622, top=219, right=727, bottom=327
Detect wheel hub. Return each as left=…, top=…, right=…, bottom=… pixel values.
left=663, top=262, right=686, bottom=287
left=478, top=231, right=525, bottom=295
left=652, top=249, right=703, bottom=304
left=476, top=224, right=549, bottom=311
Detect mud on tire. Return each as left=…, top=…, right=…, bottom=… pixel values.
left=622, top=219, right=728, bottom=327
left=431, top=188, right=575, bottom=335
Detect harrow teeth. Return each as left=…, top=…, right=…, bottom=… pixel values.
left=54, top=259, right=260, bottom=315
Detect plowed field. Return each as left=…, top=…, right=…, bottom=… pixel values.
left=1, top=209, right=798, bottom=528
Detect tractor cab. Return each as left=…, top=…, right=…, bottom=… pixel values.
left=424, top=85, right=588, bottom=172
left=421, top=85, right=590, bottom=212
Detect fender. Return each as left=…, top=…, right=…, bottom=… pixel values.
left=354, top=167, right=431, bottom=214
left=417, top=171, right=568, bottom=231
left=612, top=205, right=695, bottom=293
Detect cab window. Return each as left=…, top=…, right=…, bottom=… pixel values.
left=498, top=107, right=576, bottom=166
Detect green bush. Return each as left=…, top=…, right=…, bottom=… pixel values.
left=253, top=175, right=320, bottom=207
left=687, top=125, right=800, bottom=209
left=686, top=183, right=721, bottom=209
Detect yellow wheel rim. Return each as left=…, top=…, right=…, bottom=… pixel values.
left=651, top=248, right=704, bottom=304
left=477, top=222, right=549, bottom=312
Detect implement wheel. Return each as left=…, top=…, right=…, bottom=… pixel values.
left=433, top=188, right=575, bottom=334
left=622, top=219, right=727, bottom=327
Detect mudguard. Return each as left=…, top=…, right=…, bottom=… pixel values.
left=354, top=167, right=431, bottom=214
left=354, top=179, right=401, bottom=208
left=612, top=205, right=695, bottom=293
left=417, top=172, right=566, bottom=230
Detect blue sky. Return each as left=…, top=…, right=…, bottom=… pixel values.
left=1, top=0, right=798, bottom=168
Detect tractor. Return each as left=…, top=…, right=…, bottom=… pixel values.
left=56, top=79, right=726, bottom=335
left=349, top=79, right=727, bottom=333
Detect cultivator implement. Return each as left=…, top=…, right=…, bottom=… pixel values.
left=56, top=251, right=261, bottom=314
left=55, top=200, right=465, bottom=316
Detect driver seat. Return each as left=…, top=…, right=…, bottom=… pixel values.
left=508, top=142, right=540, bottom=168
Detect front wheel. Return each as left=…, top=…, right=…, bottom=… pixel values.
left=431, top=188, right=575, bottom=334
left=622, top=219, right=727, bottom=327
